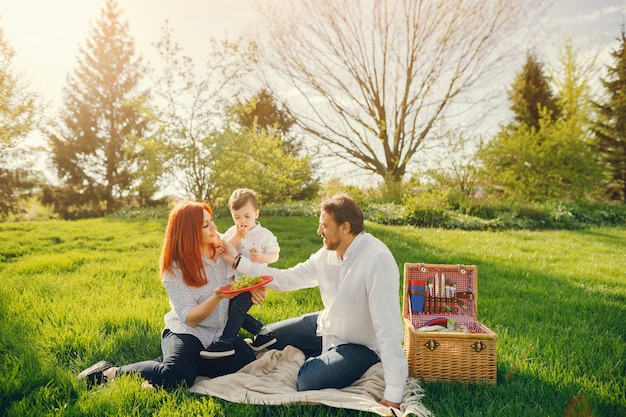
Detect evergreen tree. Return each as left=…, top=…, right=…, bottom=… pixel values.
left=593, top=26, right=626, bottom=201
left=47, top=0, right=151, bottom=217
left=233, top=89, right=295, bottom=136
left=508, top=52, right=560, bottom=131
left=230, top=89, right=301, bottom=155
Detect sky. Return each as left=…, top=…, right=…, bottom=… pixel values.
left=0, top=0, right=260, bottom=109
left=1, top=0, right=625, bottom=111
left=1, top=0, right=626, bottom=185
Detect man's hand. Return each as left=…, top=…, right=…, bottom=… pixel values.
left=250, top=286, right=268, bottom=305
left=379, top=399, right=401, bottom=409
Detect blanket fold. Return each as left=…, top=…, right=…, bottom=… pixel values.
left=190, top=346, right=430, bottom=417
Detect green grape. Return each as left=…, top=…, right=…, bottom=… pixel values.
left=230, top=275, right=263, bottom=290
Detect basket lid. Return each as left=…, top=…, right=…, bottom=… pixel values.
left=403, top=263, right=478, bottom=322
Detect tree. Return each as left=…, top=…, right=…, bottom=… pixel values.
left=229, top=88, right=301, bottom=155
left=593, top=26, right=626, bottom=201
left=479, top=113, right=602, bottom=202
left=224, top=89, right=318, bottom=202
left=231, top=89, right=295, bottom=137
left=425, top=130, right=481, bottom=197
left=47, top=0, right=151, bottom=217
left=210, top=126, right=318, bottom=204
left=479, top=43, right=604, bottom=202
left=509, top=52, right=560, bottom=131
left=252, top=0, right=545, bottom=197
left=550, top=38, right=598, bottom=124
left=152, top=22, right=256, bottom=202
left=0, top=26, right=39, bottom=219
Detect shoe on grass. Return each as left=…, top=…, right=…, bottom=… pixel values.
left=77, top=360, right=115, bottom=387
left=250, top=332, right=277, bottom=351
left=200, top=341, right=235, bottom=359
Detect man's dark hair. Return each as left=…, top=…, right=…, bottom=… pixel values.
left=320, top=194, right=364, bottom=235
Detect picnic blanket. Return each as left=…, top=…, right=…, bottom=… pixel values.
left=190, top=345, right=430, bottom=417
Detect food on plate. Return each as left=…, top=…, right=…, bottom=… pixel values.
left=230, top=275, right=264, bottom=291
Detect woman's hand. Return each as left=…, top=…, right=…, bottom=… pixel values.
left=214, top=286, right=237, bottom=300
left=250, top=286, right=268, bottom=305
left=219, top=240, right=239, bottom=265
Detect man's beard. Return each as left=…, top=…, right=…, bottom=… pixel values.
left=324, top=237, right=339, bottom=251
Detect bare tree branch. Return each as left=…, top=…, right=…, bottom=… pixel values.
left=252, top=0, right=546, bottom=188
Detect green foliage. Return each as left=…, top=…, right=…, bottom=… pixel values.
left=230, top=88, right=301, bottom=155
left=210, top=127, right=319, bottom=205
left=0, top=26, right=39, bottom=220
left=479, top=111, right=603, bottom=203
left=113, top=197, right=626, bottom=231
left=3, top=195, right=58, bottom=222
left=402, top=189, right=451, bottom=227
left=480, top=45, right=607, bottom=204
left=424, top=130, right=481, bottom=196
left=0, top=27, right=38, bottom=149
left=318, top=178, right=371, bottom=206
left=152, top=21, right=257, bottom=203
left=257, top=201, right=320, bottom=218
left=362, top=203, right=407, bottom=225
left=0, top=217, right=624, bottom=416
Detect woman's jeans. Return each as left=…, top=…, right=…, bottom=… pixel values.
left=267, top=312, right=381, bottom=391
left=117, top=329, right=255, bottom=388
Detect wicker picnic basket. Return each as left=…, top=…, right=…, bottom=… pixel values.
left=402, top=263, right=498, bottom=385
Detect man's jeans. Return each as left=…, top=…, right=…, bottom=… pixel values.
left=267, top=312, right=380, bottom=391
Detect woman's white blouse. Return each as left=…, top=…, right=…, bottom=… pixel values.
left=161, top=256, right=233, bottom=348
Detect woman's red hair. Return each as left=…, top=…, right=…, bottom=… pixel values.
left=159, top=200, right=215, bottom=287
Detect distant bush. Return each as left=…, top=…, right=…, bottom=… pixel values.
left=105, top=195, right=625, bottom=231
left=211, top=200, right=319, bottom=220
left=107, top=206, right=171, bottom=221
left=261, top=201, right=320, bottom=217
left=363, top=203, right=406, bottom=225
left=402, top=189, right=451, bottom=228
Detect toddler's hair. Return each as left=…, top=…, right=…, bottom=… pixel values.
left=228, top=188, right=258, bottom=211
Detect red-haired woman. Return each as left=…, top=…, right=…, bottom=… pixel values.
left=78, top=200, right=262, bottom=388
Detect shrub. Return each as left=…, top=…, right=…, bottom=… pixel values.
left=101, top=196, right=625, bottom=231
left=402, top=189, right=451, bottom=227
left=363, top=203, right=406, bottom=225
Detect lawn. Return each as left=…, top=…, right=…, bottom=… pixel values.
left=0, top=215, right=624, bottom=416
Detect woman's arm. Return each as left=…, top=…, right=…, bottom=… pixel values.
left=163, top=270, right=234, bottom=328
left=185, top=289, right=232, bottom=327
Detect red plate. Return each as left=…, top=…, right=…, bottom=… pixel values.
left=221, top=275, right=273, bottom=295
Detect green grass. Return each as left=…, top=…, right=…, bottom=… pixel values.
left=0, top=216, right=624, bottom=416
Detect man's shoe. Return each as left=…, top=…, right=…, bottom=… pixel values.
left=200, top=341, right=235, bottom=359
left=77, top=360, right=115, bottom=387
left=250, top=332, right=277, bottom=351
